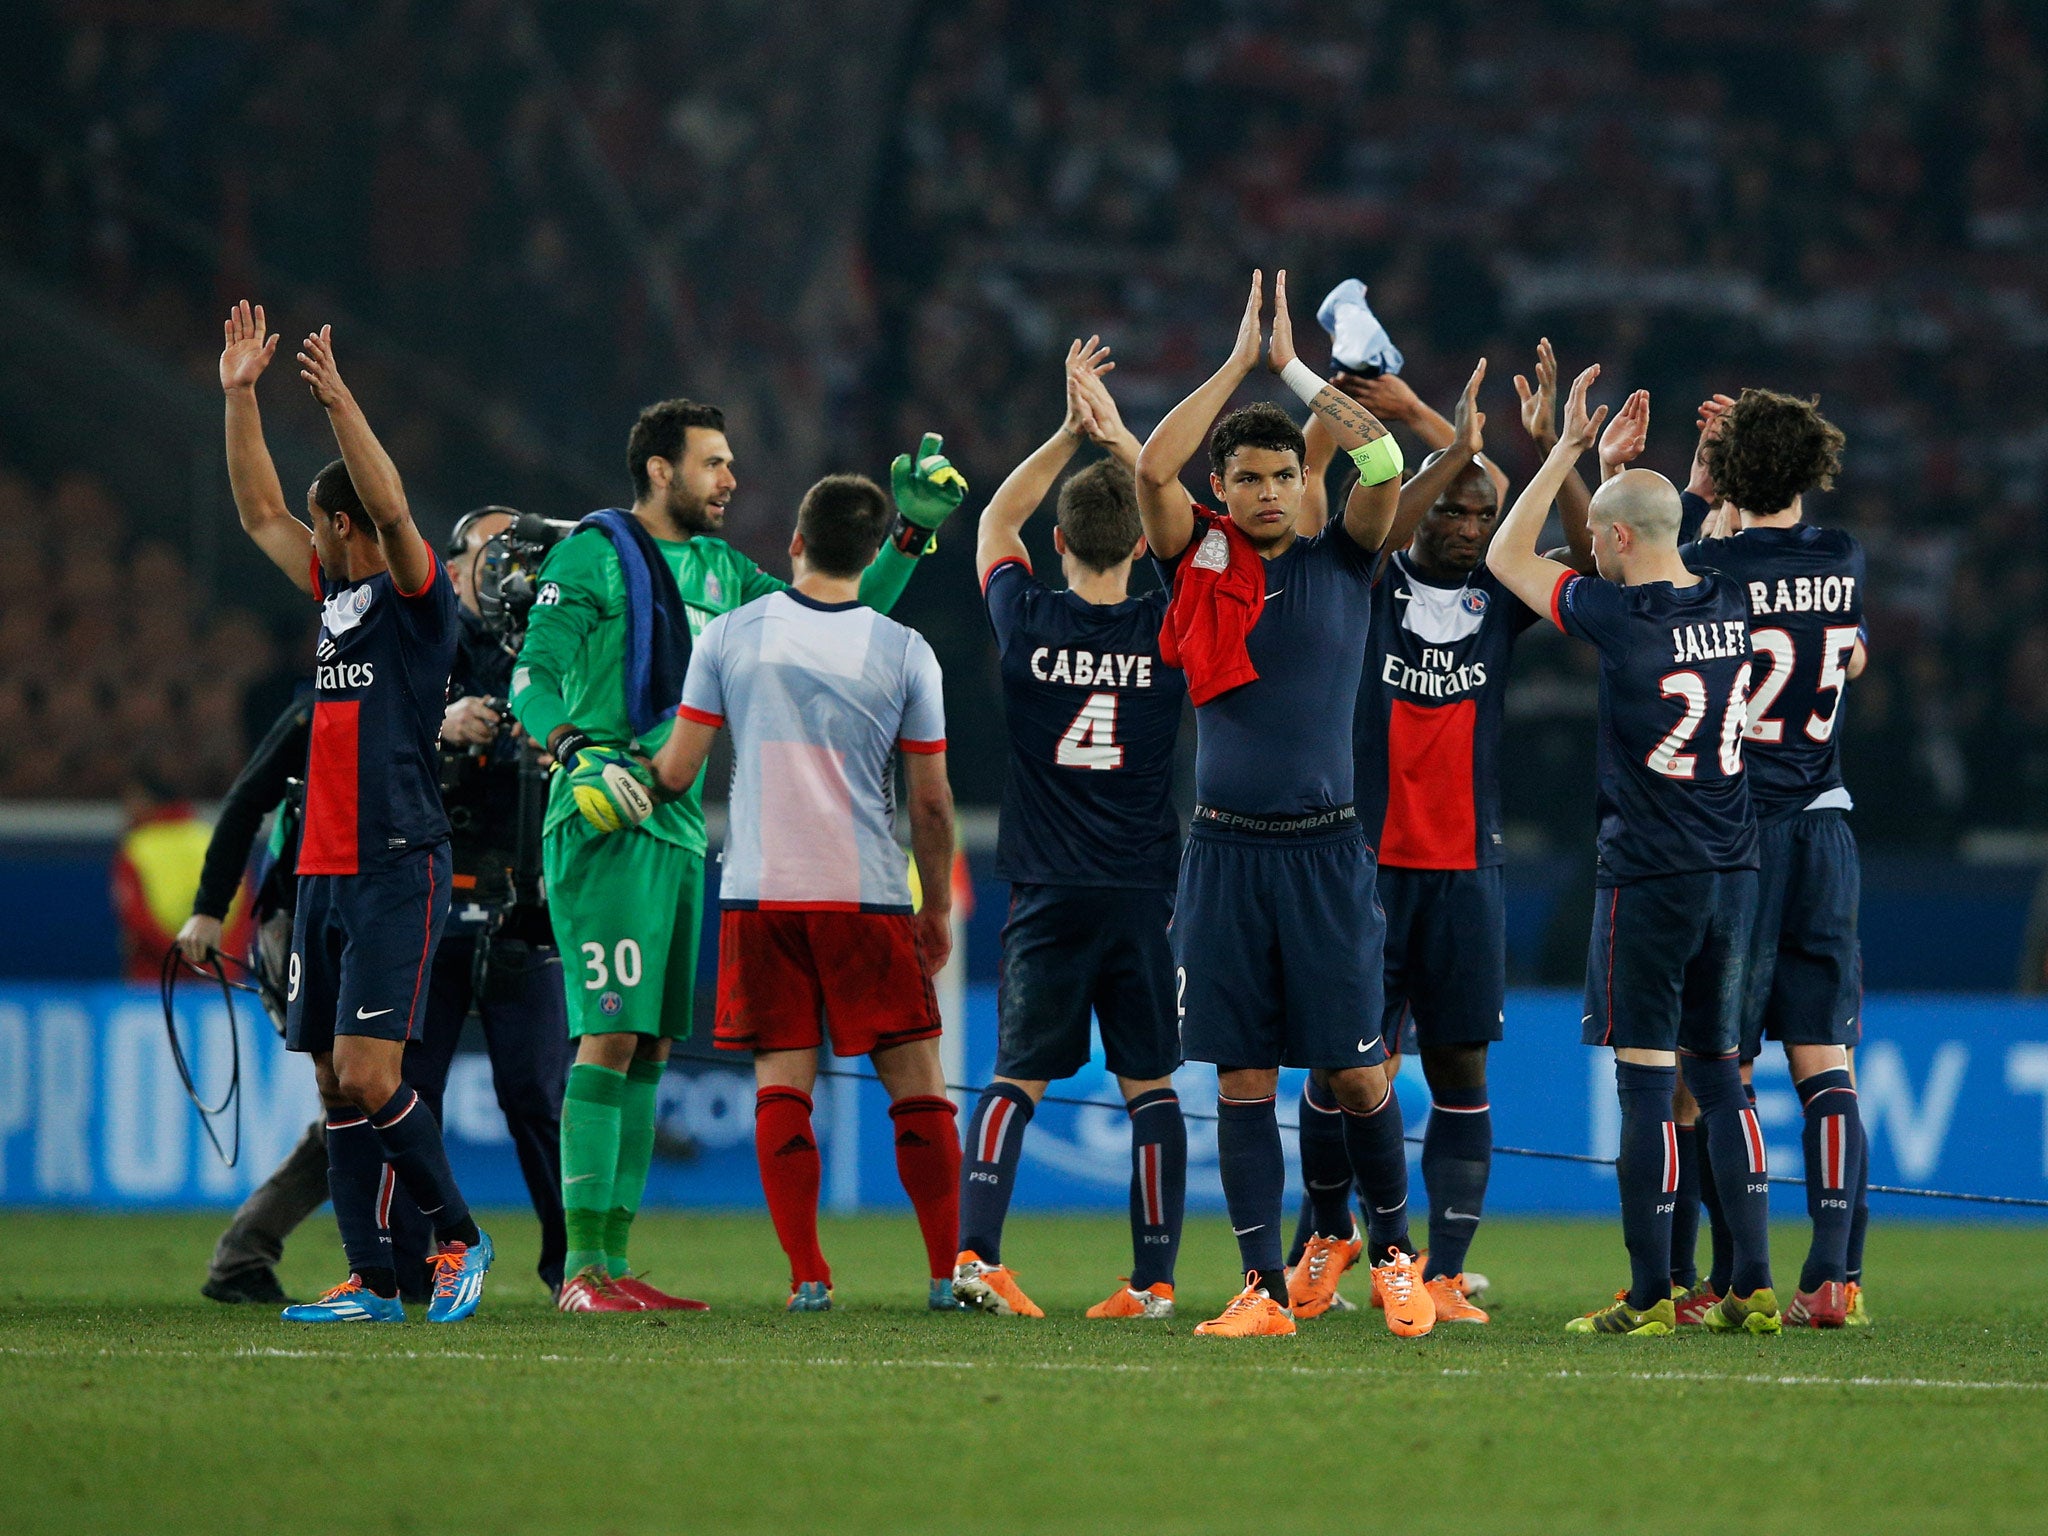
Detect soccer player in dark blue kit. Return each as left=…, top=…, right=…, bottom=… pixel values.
left=1136, top=271, right=1433, bottom=1338
left=220, top=301, right=491, bottom=1323
left=1488, top=365, right=1779, bottom=1337
left=1283, top=341, right=1596, bottom=1325
left=953, top=339, right=1191, bottom=1321
left=1676, top=390, right=1870, bottom=1328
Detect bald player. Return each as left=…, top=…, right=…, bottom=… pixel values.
left=1488, top=367, right=1777, bottom=1338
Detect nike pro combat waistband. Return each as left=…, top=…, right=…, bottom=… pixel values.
left=1192, top=803, right=1358, bottom=837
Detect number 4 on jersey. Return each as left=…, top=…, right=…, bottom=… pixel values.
left=1056, top=691, right=1123, bottom=769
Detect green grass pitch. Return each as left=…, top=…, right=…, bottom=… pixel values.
left=3, top=1211, right=2046, bottom=1535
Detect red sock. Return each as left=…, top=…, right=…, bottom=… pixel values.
left=755, top=1087, right=829, bottom=1286
left=888, top=1095, right=961, bottom=1280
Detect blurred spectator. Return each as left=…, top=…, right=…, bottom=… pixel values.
left=108, top=766, right=211, bottom=981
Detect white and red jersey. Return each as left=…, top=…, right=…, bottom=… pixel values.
left=679, top=590, right=944, bottom=913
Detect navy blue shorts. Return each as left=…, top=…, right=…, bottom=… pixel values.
left=1742, top=810, right=1862, bottom=1062
left=1582, top=868, right=1757, bottom=1055
left=995, top=884, right=1179, bottom=1082
left=286, top=843, right=452, bottom=1054
left=1174, top=823, right=1387, bottom=1071
left=1379, top=865, right=1506, bottom=1054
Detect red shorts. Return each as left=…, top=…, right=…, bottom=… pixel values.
left=714, top=909, right=942, bottom=1057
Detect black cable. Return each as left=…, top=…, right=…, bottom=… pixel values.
left=157, top=945, right=260, bottom=1168
left=659, top=1043, right=2048, bottom=1211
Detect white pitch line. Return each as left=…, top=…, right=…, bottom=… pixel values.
left=3, top=1343, right=2045, bottom=1395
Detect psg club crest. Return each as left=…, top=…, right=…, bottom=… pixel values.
left=1460, top=587, right=1489, bottom=616
left=705, top=573, right=724, bottom=605
left=599, top=991, right=623, bottom=1016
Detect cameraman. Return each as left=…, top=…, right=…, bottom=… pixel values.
left=384, top=506, right=573, bottom=1296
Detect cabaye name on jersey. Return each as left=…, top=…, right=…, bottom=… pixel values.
left=1670, top=619, right=1749, bottom=665
left=1028, top=647, right=1155, bottom=688
left=1380, top=645, right=1489, bottom=700
left=1745, top=575, right=1857, bottom=616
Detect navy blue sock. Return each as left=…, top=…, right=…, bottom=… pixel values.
left=1287, top=1194, right=1316, bottom=1268
left=1796, top=1068, right=1864, bottom=1291
left=1846, top=1129, right=1870, bottom=1284
left=368, top=1087, right=477, bottom=1247
left=1421, top=1083, right=1490, bottom=1281
left=1216, top=1095, right=1285, bottom=1287
left=959, top=1083, right=1033, bottom=1266
left=1697, top=1120, right=1733, bottom=1294
left=1669, top=1118, right=1701, bottom=1289
left=326, top=1110, right=396, bottom=1294
left=1343, top=1084, right=1413, bottom=1261
left=1297, top=1078, right=1356, bottom=1240
left=1613, top=1061, right=1679, bottom=1311
left=1682, top=1054, right=1772, bottom=1297
left=1126, top=1089, right=1185, bottom=1289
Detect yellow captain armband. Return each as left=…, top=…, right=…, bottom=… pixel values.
left=1347, top=434, right=1404, bottom=487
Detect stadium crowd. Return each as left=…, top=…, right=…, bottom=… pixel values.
left=1, top=0, right=2044, bottom=846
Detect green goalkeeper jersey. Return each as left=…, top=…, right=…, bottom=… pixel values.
left=509, top=524, right=918, bottom=854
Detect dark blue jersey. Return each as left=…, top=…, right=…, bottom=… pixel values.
left=1158, top=514, right=1376, bottom=816
left=300, top=550, right=460, bottom=875
left=1681, top=525, right=1864, bottom=824
left=984, top=558, right=1184, bottom=888
left=1551, top=567, right=1759, bottom=885
left=1356, top=554, right=1538, bottom=869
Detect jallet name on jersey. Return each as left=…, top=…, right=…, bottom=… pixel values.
left=1380, top=644, right=1489, bottom=701
left=1669, top=619, right=1749, bottom=665
left=1745, top=574, right=1857, bottom=616
left=1028, top=646, right=1155, bottom=688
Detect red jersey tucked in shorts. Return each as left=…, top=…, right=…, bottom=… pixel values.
left=714, top=909, right=941, bottom=1056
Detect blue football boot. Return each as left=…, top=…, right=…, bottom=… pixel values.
left=281, top=1275, right=405, bottom=1323
left=928, top=1277, right=965, bottom=1311
left=425, top=1230, right=494, bottom=1323
left=787, top=1281, right=832, bottom=1312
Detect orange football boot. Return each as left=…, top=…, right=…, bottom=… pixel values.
left=1424, top=1273, right=1489, bottom=1323
left=951, top=1251, right=1045, bottom=1317
left=1369, top=1248, right=1436, bottom=1337
left=1288, top=1233, right=1359, bottom=1319
left=1086, top=1279, right=1175, bottom=1319
left=1194, top=1279, right=1296, bottom=1337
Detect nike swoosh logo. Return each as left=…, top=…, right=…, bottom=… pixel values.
left=1444, top=1208, right=1481, bottom=1223
left=356, top=1006, right=394, bottom=1020
left=1265, top=588, right=1284, bottom=599
left=1394, top=589, right=1412, bottom=600
left=1582, top=1015, right=1593, bottom=1024
left=564, top=1174, right=598, bottom=1184
left=1356, top=1039, right=1371, bottom=1052
left=1306, top=1179, right=1352, bottom=1192
left=1231, top=1224, right=1265, bottom=1236
left=1372, top=1204, right=1406, bottom=1215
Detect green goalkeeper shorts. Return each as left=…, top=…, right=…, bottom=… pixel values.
left=543, top=819, right=704, bottom=1039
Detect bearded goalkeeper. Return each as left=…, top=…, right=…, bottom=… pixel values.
left=509, top=398, right=963, bottom=1311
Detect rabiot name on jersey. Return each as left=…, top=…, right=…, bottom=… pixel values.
left=1745, top=575, right=1856, bottom=616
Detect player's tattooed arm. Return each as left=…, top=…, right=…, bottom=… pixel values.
left=1266, top=270, right=1402, bottom=551
left=1520, top=338, right=1596, bottom=572
left=219, top=300, right=315, bottom=597
left=1487, top=364, right=1609, bottom=614
left=1135, top=271, right=1264, bottom=560
left=976, top=338, right=1114, bottom=585
left=296, top=325, right=434, bottom=596
left=904, top=749, right=956, bottom=976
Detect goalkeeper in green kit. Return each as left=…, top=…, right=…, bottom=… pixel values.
left=509, top=398, right=964, bottom=1312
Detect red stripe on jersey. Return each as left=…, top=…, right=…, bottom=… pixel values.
left=899, top=737, right=946, bottom=755
left=392, top=547, right=439, bottom=600
left=675, top=704, right=725, bottom=728
left=1549, top=569, right=1575, bottom=633
left=1379, top=697, right=1478, bottom=869
left=980, top=555, right=1031, bottom=594
left=299, top=700, right=362, bottom=875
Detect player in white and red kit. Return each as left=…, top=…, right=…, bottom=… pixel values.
left=650, top=474, right=961, bottom=1311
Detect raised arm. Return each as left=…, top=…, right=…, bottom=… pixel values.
left=975, top=339, right=1114, bottom=583
left=1517, top=336, right=1595, bottom=572
left=1266, top=270, right=1403, bottom=551
left=295, top=326, right=434, bottom=595
left=904, top=749, right=955, bottom=976
left=219, top=301, right=315, bottom=597
left=1134, top=272, right=1264, bottom=561
left=1487, top=365, right=1608, bottom=613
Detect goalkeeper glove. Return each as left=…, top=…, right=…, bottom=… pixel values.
left=553, top=732, right=655, bottom=833
left=889, top=432, right=968, bottom=551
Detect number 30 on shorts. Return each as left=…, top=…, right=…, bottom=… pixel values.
left=580, top=939, right=643, bottom=990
